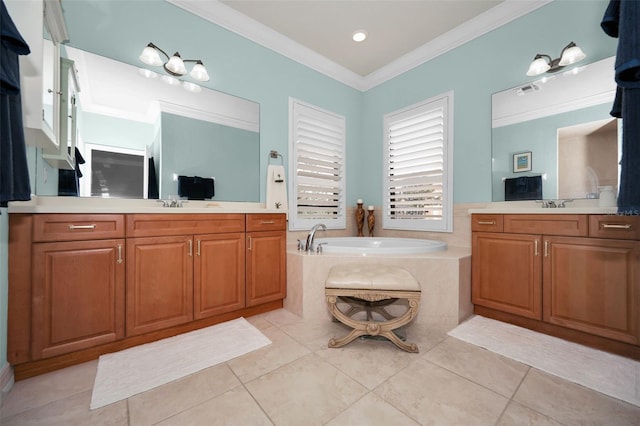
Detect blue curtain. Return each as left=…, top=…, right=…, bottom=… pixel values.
left=602, top=0, right=640, bottom=215
left=0, top=0, right=32, bottom=207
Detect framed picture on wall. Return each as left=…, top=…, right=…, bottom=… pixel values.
left=513, top=151, right=532, bottom=173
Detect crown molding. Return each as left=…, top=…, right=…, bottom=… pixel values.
left=167, top=0, right=553, bottom=92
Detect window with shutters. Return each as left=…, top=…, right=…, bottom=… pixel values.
left=383, top=92, right=453, bottom=232
left=289, top=98, right=346, bottom=230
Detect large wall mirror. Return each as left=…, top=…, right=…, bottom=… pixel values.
left=34, top=45, right=260, bottom=202
left=491, top=56, right=618, bottom=202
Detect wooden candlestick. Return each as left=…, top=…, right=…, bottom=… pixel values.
left=367, top=207, right=375, bottom=237
left=355, top=202, right=365, bottom=237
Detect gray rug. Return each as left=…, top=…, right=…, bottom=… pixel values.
left=448, top=315, right=639, bottom=407
left=91, top=317, right=271, bottom=409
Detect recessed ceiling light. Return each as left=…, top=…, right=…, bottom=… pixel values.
left=352, top=30, right=367, bottom=42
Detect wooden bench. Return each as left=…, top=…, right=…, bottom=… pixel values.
left=325, top=264, right=421, bottom=353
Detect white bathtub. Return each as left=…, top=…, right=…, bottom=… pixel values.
left=314, top=237, right=447, bottom=255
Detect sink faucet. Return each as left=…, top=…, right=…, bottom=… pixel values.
left=305, top=223, right=326, bottom=252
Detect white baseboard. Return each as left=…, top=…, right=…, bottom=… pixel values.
left=0, top=362, right=15, bottom=396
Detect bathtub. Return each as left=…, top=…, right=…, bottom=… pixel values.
left=314, top=237, right=447, bottom=255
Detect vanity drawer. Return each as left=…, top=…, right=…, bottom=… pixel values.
left=589, top=215, right=640, bottom=240
left=246, top=213, right=287, bottom=232
left=33, top=214, right=125, bottom=242
left=504, top=214, right=588, bottom=237
left=471, top=214, right=503, bottom=232
left=126, top=214, right=245, bottom=237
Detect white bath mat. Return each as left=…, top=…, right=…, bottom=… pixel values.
left=90, top=317, right=271, bottom=409
left=448, top=315, right=639, bottom=407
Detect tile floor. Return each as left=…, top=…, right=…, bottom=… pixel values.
left=1, top=309, right=639, bottom=425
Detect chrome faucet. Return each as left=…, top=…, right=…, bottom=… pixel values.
left=305, top=223, right=326, bottom=252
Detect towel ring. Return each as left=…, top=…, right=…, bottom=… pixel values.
left=269, top=150, right=284, bottom=165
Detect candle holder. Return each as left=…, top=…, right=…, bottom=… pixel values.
left=355, top=200, right=365, bottom=237
left=367, top=206, right=375, bottom=237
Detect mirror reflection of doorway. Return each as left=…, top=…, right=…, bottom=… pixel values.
left=557, top=118, right=619, bottom=199
left=80, top=144, right=148, bottom=198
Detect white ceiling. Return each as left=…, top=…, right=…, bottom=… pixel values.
left=220, top=0, right=503, bottom=76
left=168, top=0, right=551, bottom=90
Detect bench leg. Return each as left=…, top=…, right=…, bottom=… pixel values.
left=326, top=293, right=420, bottom=353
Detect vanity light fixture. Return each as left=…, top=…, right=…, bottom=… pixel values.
left=526, top=42, right=586, bottom=77
left=139, top=42, right=210, bottom=90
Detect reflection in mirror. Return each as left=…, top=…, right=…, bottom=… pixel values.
left=491, top=56, right=617, bottom=202
left=34, top=45, right=260, bottom=202
left=557, top=118, right=618, bottom=200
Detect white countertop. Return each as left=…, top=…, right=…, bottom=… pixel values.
left=7, top=196, right=287, bottom=215
left=467, top=200, right=619, bottom=215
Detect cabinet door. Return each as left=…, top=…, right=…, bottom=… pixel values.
left=543, top=236, right=640, bottom=344
left=472, top=232, right=542, bottom=319
left=32, top=239, right=125, bottom=359
left=194, top=233, right=245, bottom=319
left=126, top=236, right=193, bottom=336
left=246, top=231, right=286, bottom=307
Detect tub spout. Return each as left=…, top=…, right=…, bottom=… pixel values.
left=305, top=223, right=327, bottom=252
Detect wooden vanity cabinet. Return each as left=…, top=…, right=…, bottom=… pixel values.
left=472, top=232, right=541, bottom=319
left=472, top=213, right=640, bottom=352
left=194, top=232, right=246, bottom=319
left=544, top=235, right=639, bottom=344
left=16, top=214, right=126, bottom=361
left=246, top=214, right=287, bottom=307
left=126, top=235, right=194, bottom=336
left=125, top=214, right=245, bottom=336
left=8, top=212, right=286, bottom=379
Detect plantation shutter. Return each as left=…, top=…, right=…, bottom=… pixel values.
left=289, top=99, right=346, bottom=230
left=383, top=93, right=453, bottom=232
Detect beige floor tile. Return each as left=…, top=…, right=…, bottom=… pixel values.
left=316, top=338, right=419, bottom=390
left=245, top=353, right=368, bottom=426
left=374, top=357, right=508, bottom=425
left=279, top=318, right=352, bottom=351
left=256, top=308, right=304, bottom=328
left=1, top=389, right=126, bottom=426
left=514, top=369, right=640, bottom=425
left=425, top=337, right=529, bottom=397
left=128, top=364, right=240, bottom=426
left=497, top=401, right=564, bottom=426
left=156, top=385, right=273, bottom=426
left=0, top=361, right=97, bottom=419
left=227, top=325, right=311, bottom=383
left=325, top=392, right=420, bottom=426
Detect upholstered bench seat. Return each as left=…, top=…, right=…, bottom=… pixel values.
left=325, top=264, right=421, bottom=353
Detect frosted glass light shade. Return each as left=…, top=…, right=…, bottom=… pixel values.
left=526, top=57, right=550, bottom=76
left=559, top=45, right=586, bottom=66
left=165, top=53, right=187, bottom=75
left=139, top=45, right=163, bottom=66
left=190, top=62, right=210, bottom=81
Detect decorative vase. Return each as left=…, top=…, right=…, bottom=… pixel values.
left=367, top=206, right=375, bottom=237
left=355, top=200, right=365, bottom=237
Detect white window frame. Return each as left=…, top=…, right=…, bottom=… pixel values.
left=288, top=98, right=346, bottom=231
left=382, top=91, right=453, bottom=232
